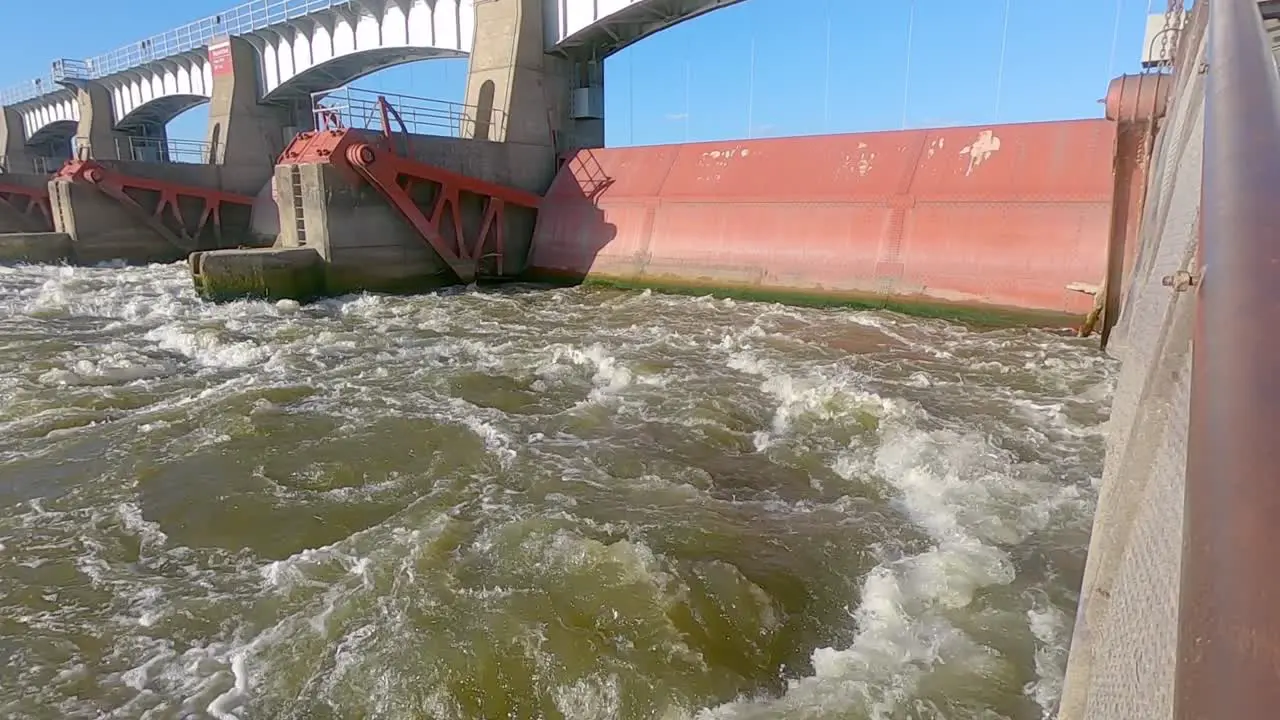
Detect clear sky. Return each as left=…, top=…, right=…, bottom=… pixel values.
left=0, top=0, right=1164, bottom=148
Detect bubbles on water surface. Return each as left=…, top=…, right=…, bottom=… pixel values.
left=0, top=263, right=1115, bottom=719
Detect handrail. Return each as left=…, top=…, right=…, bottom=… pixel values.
left=71, top=135, right=222, bottom=165
left=1175, top=0, right=1280, bottom=717
left=1, top=0, right=352, bottom=107
left=311, top=86, right=506, bottom=139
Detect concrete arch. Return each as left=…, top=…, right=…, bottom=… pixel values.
left=262, top=47, right=466, bottom=104
left=21, top=93, right=79, bottom=144
left=253, top=0, right=473, bottom=104
left=26, top=119, right=76, bottom=148
left=105, top=56, right=213, bottom=131
left=114, top=94, right=209, bottom=132
left=547, top=0, right=748, bottom=57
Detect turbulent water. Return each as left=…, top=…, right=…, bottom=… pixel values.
left=0, top=262, right=1115, bottom=720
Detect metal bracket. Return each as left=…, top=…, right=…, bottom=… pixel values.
left=1162, top=269, right=1198, bottom=291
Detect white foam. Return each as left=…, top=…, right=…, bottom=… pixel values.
left=700, top=399, right=1092, bottom=718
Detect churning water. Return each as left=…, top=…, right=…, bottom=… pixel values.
left=0, top=262, right=1114, bottom=719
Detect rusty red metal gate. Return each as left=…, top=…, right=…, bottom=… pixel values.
left=531, top=119, right=1118, bottom=323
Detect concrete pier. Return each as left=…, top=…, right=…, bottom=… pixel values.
left=0, top=232, right=72, bottom=264
left=462, top=0, right=605, bottom=191
left=1, top=108, right=65, bottom=174
left=191, top=246, right=325, bottom=301
left=204, top=36, right=297, bottom=173
left=70, top=79, right=134, bottom=161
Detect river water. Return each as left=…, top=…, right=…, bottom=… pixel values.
left=0, top=262, right=1114, bottom=720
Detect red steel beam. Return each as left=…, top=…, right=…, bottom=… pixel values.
left=56, top=160, right=255, bottom=253
left=1176, top=0, right=1280, bottom=717
left=344, top=142, right=540, bottom=283
left=278, top=117, right=542, bottom=284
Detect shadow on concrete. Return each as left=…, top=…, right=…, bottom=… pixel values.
left=0, top=174, right=52, bottom=233
left=473, top=80, right=496, bottom=142
left=524, top=146, right=619, bottom=285
left=0, top=203, right=45, bottom=234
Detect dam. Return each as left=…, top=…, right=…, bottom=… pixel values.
left=0, top=0, right=1273, bottom=718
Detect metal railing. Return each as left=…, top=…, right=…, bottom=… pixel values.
left=1174, top=0, right=1280, bottom=718
left=0, top=154, right=68, bottom=174
left=51, top=59, right=92, bottom=82
left=1, top=77, right=65, bottom=107
left=125, top=137, right=220, bottom=164
left=2, top=0, right=353, bottom=106
left=72, top=135, right=221, bottom=165
left=311, top=86, right=506, bottom=140
left=31, top=155, right=66, bottom=174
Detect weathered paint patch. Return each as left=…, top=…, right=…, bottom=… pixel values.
left=960, top=130, right=1001, bottom=176
left=837, top=142, right=876, bottom=178
left=696, top=146, right=751, bottom=182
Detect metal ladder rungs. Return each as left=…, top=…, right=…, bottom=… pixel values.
left=289, top=165, right=307, bottom=246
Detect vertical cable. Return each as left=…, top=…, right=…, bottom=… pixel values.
left=995, top=0, right=1011, bottom=121
left=823, top=0, right=832, bottom=132
left=628, top=51, right=635, bottom=145
left=902, top=0, right=915, bottom=128
left=1106, top=0, right=1125, bottom=82
left=747, top=36, right=756, bottom=139
left=684, top=60, right=691, bottom=142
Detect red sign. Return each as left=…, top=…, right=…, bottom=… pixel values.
left=209, top=41, right=232, bottom=77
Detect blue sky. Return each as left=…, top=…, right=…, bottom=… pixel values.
left=0, top=0, right=1162, bottom=148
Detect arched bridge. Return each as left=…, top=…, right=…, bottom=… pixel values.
left=0, top=0, right=743, bottom=147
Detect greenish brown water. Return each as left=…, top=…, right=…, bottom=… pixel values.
left=0, top=262, right=1114, bottom=719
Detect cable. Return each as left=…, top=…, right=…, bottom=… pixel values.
left=995, top=0, right=1011, bottom=121
left=1106, top=0, right=1124, bottom=81
left=902, top=0, right=915, bottom=129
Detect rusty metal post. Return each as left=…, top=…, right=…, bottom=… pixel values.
left=1176, top=0, right=1280, bottom=717
left=1100, top=73, right=1169, bottom=348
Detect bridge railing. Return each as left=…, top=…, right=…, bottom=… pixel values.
left=85, top=0, right=352, bottom=79
left=1175, top=0, right=1280, bottom=717
left=0, top=154, right=68, bottom=175
left=1, top=0, right=353, bottom=106
left=30, top=156, right=66, bottom=174
left=310, top=87, right=508, bottom=140
left=50, top=59, right=92, bottom=83
left=72, top=136, right=222, bottom=165
left=0, top=77, right=63, bottom=107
